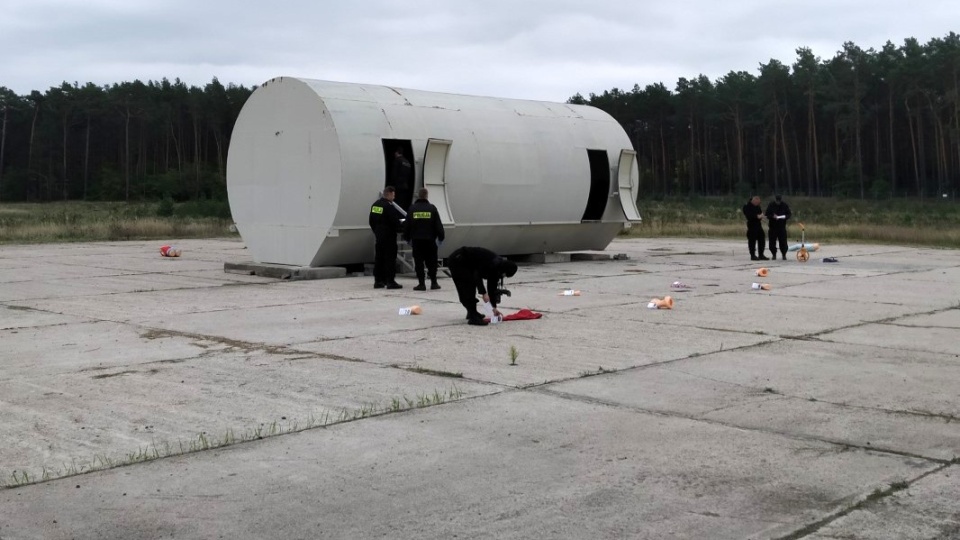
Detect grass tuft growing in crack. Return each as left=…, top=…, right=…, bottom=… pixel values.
left=889, top=480, right=909, bottom=491
left=578, top=366, right=613, bottom=377
left=0, top=385, right=465, bottom=490
left=400, top=365, right=464, bottom=378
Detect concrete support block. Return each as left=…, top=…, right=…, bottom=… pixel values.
left=513, top=252, right=571, bottom=264
left=224, top=262, right=346, bottom=281
left=570, top=253, right=613, bottom=261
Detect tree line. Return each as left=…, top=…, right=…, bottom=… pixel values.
left=2, top=32, right=958, bottom=204
left=0, top=78, right=251, bottom=203
left=570, top=33, right=960, bottom=199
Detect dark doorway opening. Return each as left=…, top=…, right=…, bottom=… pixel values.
left=582, top=149, right=610, bottom=221
left=382, top=139, right=415, bottom=211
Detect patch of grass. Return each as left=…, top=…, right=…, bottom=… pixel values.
left=401, top=365, right=464, bottom=378
left=91, top=370, right=139, bottom=379
left=509, top=345, right=519, bottom=366
left=578, top=366, right=613, bottom=377
left=0, top=201, right=237, bottom=244
left=0, top=385, right=465, bottom=490
left=626, top=196, right=960, bottom=248
left=889, top=480, right=909, bottom=491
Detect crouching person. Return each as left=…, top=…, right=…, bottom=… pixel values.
left=447, top=247, right=518, bottom=326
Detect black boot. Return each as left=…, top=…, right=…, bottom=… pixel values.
left=750, top=255, right=759, bottom=261
left=413, top=281, right=426, bottom=291
left=430, top=280, right=441, bottom=290
left=758, top=253, right=769, bottom=261
left=770, top=252, right=777, bottom=260
left=782, top=251, right=787, bottom=260
left=467, top=313, right=489, bottom=326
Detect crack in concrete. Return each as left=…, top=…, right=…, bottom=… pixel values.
left=794, top=305, right=957, bottom=340
left=533, top=387, right=953, bottom=465
left=137, top=325, right=513, bottom=392
left=774, top=463, right=955, bottom=540
left=877, top=321, right=960, bottom=331
left=657, top=365, right=960, bottom=423
left=0, top=384, right=509, bottom=492
left=136, top=327, right=354, bottom=361
left=513, top=339, right=779, bottom=391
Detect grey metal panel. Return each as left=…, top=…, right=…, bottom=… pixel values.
left=422, top=139, right=455, bottom=225
left=617, top=150, right=643, bottom=222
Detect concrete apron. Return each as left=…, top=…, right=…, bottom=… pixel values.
left=1, top=237, right=959, bottom=539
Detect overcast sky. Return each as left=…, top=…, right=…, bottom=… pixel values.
left=2, top=0, right=956, bottom=102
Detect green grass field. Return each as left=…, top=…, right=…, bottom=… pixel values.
left=629, top=196, right=960, bottom=249
left=0, top=201, right=236, bottom=244
left=1, top=197, right=959, bottom=248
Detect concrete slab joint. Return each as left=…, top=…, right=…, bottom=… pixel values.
left=3, top=237, right=960, bottom=539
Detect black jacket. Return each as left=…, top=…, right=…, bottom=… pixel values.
left=369, top=197, right=403, bottom=237
left=742, top=202, right=764, bottom=230
left=391, top=156, right=413, bottom=191
left=764, top=201, right=792, bottom=230
left=448, top=247, right=513, bottom=308
left=403, top=199, right=445, bottom=242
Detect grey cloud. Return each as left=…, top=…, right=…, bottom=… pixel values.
left=1, top=0, right=957, bottom=101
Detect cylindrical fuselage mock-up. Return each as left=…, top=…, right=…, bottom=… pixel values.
left=227, top=77, right=642, bottom=266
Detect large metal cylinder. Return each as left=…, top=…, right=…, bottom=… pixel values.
left=227, top=77, right=641, bottom=266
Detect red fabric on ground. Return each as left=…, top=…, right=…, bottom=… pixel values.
left=484, top=309, right=543, bottom=323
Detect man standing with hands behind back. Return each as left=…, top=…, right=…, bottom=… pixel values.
left=742, top=196, right=768, bottom=261
left=765, top=194, right=792, bottom=260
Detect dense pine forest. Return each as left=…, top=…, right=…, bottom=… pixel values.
left=0, top=79, right=251, bottom=203
left=571, top=34, right=960, bottom=199
left=0, top=33, right=958, bottom=204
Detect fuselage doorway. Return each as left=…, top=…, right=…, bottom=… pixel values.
left=382, top=139, right=415, bottom=211
left=582, top=149, right=610, bottom=222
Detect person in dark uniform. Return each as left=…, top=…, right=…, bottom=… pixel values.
left=447, top=247, right=518, bottom=326
left=390, top=149, right=414, bottom=210
left=403, top=188, right=446, bottom=291
left=764, top=194, right=792, bottom=260
left=742, top=195, right=768, bottom=261
left=369, top=186, right=404, bottom=289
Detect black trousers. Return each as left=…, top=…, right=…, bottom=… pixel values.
left=747, top=226, right=765, bottom=257
left=447, top=255, right=481, bottom=318
left=395, top=189, right=412, bottom=212
left=769, top=226, right=787, bottom=255
left=411, top=239, right=439, bottom=283
left=374, top=234, right=397, bottom=284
